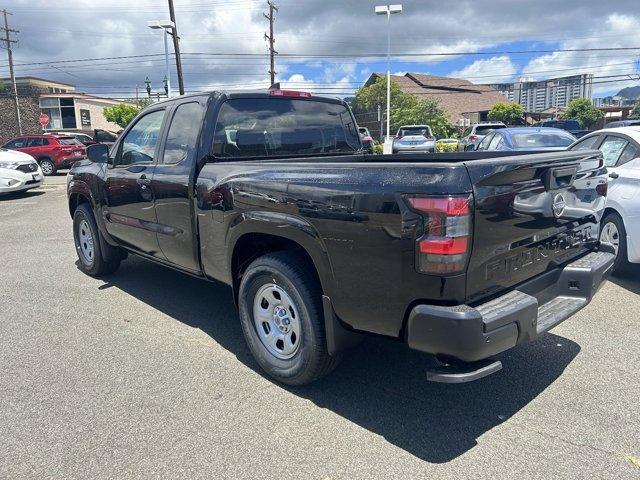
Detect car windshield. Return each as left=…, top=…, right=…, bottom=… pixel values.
left=399, top=127, right=431, bottom=137
left=475, top=125, right=506, bottom=135
left=213, top=98, right=361, bottom=157
left=511, top=131, right=575, bottom=148
left=58, top=137, right=82, bottom=145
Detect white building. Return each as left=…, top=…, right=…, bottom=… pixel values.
left=491, top=74, right=593, bottom=113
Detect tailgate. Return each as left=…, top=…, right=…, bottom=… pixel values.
left=464, top=150, right=607, bottom=303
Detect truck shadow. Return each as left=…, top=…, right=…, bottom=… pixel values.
left=94, top=255, right=580, bottom=464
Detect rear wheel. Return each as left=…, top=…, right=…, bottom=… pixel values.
left=238, top=252, right=341, bottom=385
left=73, top=204, right=121, bottom=277
left=600, top=212, right=629, bottom=275
left=39, top=158, right=56, bottom=176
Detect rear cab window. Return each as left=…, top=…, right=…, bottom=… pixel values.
left=212, top=97, right=361, bottom=158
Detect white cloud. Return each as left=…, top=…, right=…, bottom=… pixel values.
left=522, top=14, right=640, bottom=95
left=449, top=56, right=517, bottom=84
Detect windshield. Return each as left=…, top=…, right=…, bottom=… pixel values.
left=511, top=131, right=575, bottom=148
left=213, top=98, right=361, bottom=157
left=399, top=127, right=431, bottom=137
left=475, top=125, right=506, bottom=135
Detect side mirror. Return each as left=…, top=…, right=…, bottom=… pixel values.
left=87, top=143, right=110, bottom=164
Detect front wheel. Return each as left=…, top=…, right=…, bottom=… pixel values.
left=238, top=252, right=341, bottom=385
left=73, top=204, right=121, bottom=277
left=39, top=159, right=56, bottom=176
left=600, top=212, right=629, bottom=275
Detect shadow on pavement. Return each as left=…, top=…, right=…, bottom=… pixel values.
left=95, top=255, right=580, bottom=464
left=0, top=190, right=46, bottom=201
left=609, top=265, right=640, bottom=295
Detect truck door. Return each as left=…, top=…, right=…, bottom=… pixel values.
left=104, top=107, right=167, bottom=257
left=151, top=100, right=206, bottom=272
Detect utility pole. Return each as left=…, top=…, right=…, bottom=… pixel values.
left=1, top=10, right=21, bottom=134
left=264, top=1, right=278, bottom=86
left=167, top=0, right=185, bottom=95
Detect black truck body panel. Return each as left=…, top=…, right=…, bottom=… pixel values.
left=67, top=91, right=612, bottom=366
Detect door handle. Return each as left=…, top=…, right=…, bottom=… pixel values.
left=609, top=172, right=619, bottom=179
left=136, top=175, right=151, bottom=186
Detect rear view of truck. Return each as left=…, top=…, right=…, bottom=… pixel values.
left=405, top=150, right=613, bottom=381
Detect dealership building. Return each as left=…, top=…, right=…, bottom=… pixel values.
left=0, top=77, right=134, bottom=143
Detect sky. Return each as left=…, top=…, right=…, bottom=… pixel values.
left=1, top=0, right=640, bottom=99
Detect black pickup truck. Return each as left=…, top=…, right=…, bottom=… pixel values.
left=67, top=90, right=614, bottom=385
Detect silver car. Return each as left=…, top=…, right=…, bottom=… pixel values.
left=392, top=125, right=435, bottom=153
left=459, top=122, right=506, bottom=151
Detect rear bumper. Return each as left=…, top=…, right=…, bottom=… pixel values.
left=393, top=142, right=436, bottom=152
left=406, top=250, right=614, bottom=362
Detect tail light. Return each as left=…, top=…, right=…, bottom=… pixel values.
left=423, top=133, right=435, bottom=140
left=596, top=182, right=608, bottom=197
left=363, top=135, right=373, bottom=142
left=407, top=195, right=472, bottom=274
left=469, top=134, right=478, bottom=142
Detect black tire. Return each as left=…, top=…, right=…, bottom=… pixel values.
left=39, top=158, right=56, bottom=176
left=73, top=204, right=121, bottom=277
left=600, top=212, right=629, bottom=276
left=238, top=251, right=341, bottom=385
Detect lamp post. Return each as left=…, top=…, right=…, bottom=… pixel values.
left=375, top=4, right=402, bottom=152
left=148, top=20, right=175, bottom=98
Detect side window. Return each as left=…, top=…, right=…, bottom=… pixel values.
left=488, top=134, right=502, bottom=150
left=478, top=133, right=493, bottom=150
left=5, top=138, right=26, bottom=148
left=571, top=135, right=599, bottom=150
left=617, top=142, right=639, bottom=167
left=598, top=136, right=629, bottom=168
left=163, top=102, right=203, bottom=165
left=116, top=110, right=165, bottom=167
left=27, top=138, right=43, bottom=147
left=462, top=127, right=471, bottom=137
left=41, top=138, right=50, bottom=146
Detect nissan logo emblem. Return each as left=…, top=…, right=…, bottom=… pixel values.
left=552, top=193, right=566, bottom=218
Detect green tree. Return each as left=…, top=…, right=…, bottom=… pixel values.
left=487, top=102, right=524, bottom=125
left=103, top=104, right=140, bottom=128
left=628, top=98, right=640, bottom=119
left=562, top=97, right=603, bottom=128
left=352, top=77, right=453, bottom=136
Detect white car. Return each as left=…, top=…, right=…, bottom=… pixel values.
left=0, top=148, right=43, bottom=194
left=569, top=126, right=640, bottom=273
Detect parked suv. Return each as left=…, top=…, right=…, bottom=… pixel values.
left=459, top=122, right=506, bottom=151
left=392, top=125, right=435, bottom=153
left=3, top=134, right=86, bottom=175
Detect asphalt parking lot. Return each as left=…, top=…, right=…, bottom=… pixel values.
left=1, top=175, right=639, bottom=479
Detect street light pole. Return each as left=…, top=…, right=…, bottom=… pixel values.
left=163, top=28, right=171, bottom=98
left=148, top=20, right=175, bottom=98
left=375, top=4, right=402, bottom=150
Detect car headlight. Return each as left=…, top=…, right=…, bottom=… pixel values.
left=0, top=161, right=20, bottom=169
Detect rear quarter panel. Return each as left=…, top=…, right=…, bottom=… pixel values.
left=196, top=157, right=473, bottom=337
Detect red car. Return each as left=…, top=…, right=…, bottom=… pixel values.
left=3, top=134, right=87, bottom=175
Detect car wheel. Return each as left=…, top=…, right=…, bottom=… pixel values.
left=238, top=251, right=341, bottom=385
left=73, top=204, right=121, bottom=277
left=600, top=212, right=629, bottom=275
left=39, top=159, right=56, bottom=176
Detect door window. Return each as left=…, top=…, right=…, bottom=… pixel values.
left=478, top=133, right=493, bottom=150
left=27, top=138, right=45, bottom=147
left=116, top=110, right=165, bottom=166
left=617, top=142, right=639, bottom=167
left=488, top=134, right=502, bottom=150
left=163, top=102, right=203, bottom=164
left=4, top=138, right=27, bottom=148
left=598, top=136, right=629, bottom=167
